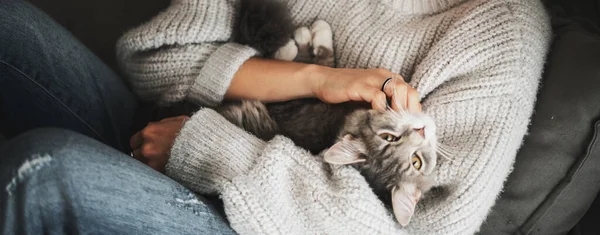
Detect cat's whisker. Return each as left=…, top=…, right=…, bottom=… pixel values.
left=437, top=145, right=451, bottom=152
left=437, top=144, right=458, bottom=155
left=436, top=149, right=449, bottom=157
left=400, top=106, right=408, bottom=116
left=387, top=108, right=404, bottom=120
left=437, top=146, right=455, bottom=157
left=436, top=149, right=454, bottom=162
left=385, top=103, right=393, bottom=112
left=436, top=142, right=452, bottom=149
left=437, top=150, right=454, bottom=158
left=391, top=105, right=407, bottom=117
left=398, top=106, right=408, bottom=116
left=435, top=143, right=457, bottom=162
left=385, top=106, right=407, bottom=124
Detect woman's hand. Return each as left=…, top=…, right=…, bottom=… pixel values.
left=130, top=115, right=189, bottom=173
left=311, top=67, right=422, bottom=112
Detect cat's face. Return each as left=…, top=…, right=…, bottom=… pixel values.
left=323, top=109, right=438, bottom=227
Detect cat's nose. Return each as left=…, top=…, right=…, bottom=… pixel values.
left=414, top=127, right=425, bottom=138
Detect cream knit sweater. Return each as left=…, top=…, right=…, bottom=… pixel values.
left=116, top=0, right=551, bottom=234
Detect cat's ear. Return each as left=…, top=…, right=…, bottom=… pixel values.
left=323, top=134, right=366, bottom=165
left=392, top=184, right=422, bottom=227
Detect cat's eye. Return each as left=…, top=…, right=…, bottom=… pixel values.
left=379, top=133, right=401, bottom=142
left=411, top=153, right=422, bottom=170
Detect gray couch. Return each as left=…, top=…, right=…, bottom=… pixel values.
left=14, top=0, right=600, bottom=234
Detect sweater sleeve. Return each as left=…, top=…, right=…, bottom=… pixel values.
left=116, top=0, right=258, bottom=107
left=405, top=2, right=551, bottom=234
left=166, top=109, right=408, bottom=235
left=166, top=108, right=266, bottom=194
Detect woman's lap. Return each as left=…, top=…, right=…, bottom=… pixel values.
left=0, top=0, right=139, bottom=152
left=0, top=128, right=236, bottom=235
left=0, top=1, right=232, bottom=233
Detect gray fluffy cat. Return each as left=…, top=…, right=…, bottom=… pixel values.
left=219, top=0, right=440, bottom=226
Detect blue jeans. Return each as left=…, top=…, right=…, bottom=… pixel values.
left=0, top=129, right=236, bottom=234
left=0, top=0, right=235, bottom=234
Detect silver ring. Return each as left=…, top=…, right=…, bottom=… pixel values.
left=381, top=77, right=393, bottom=92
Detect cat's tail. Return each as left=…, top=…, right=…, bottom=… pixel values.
left=232, top=0, right=295, bottom=57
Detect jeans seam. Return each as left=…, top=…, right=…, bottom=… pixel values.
left=0, top=58, right=107, bottom=143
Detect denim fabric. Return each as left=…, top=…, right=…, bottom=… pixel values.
left=0, top=1, right=235, bottom=234
left=0, top=0, right=137, bottom=152
left=0, top=128, right=237, bottom=235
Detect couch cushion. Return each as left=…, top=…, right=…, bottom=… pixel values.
left=479, top=2, right=600, bottom=235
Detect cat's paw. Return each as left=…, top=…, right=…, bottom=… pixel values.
left=273, top=39, right=298, bottom=61
left=314, top=46, right=335, bottom=67
left=311, top=20, right=334, bottom=67
left=294, top=26, right=312, bottom=48
left=293, top=26, right=313, bottom=63
left=311, top=20, right=333, bottom=51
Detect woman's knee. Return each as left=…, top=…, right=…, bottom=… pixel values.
left=0, top=0, right=53, bottom=54
left=1, top=128, right=97, bottom=159
left=0, top=128, right=125, bottom=188
left=0, top=128, right=124, bottom=234
left=0, top=128, right=234, bottom=234
left=0, top=0, right=78, bottom=71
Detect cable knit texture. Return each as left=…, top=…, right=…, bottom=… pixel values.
left=117, top=0, right=551, bottom=234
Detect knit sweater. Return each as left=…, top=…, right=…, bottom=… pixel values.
left=116, top=0, right=551, bottom=234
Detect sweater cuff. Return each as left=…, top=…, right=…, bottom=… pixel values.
left=166, top=108, right=266, bottom=194
left=188, top=43, right=259, bottom=107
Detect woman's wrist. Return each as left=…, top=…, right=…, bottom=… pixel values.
left=297, top=63, right=330, bottom=99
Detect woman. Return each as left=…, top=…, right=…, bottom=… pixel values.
left=0, top=0, right=550, bottom=234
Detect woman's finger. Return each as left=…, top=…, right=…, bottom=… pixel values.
left=348, top=84, right=387, bottom=111
left=130, top=131, right=143, bottom=150
left=147, top=160, right=164, bottom=173
left=370, top=90, right=388, bottom=111
left=131, top=148, right=147, bottom=163
left=389, top=81, right=408, bottom=112
left=380, top=77, right=405, bottom=111
left=407, top=88, right=422, bottom=113
left=148, top=158, right=168, bottom=173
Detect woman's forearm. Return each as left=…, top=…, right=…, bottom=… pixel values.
left=226, top=57, right=421, bottom=112
left=226, top=58, right=326, bottom=102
